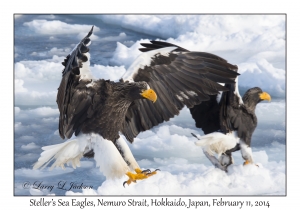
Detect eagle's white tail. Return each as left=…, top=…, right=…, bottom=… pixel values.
left=33, top=134, right=140, bottom=179
left=194, top=132, right=239, bottom=156
left=33, top=137, right=89, bottom=170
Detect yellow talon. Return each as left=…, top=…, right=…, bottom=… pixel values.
left=243, top=160, right=259, bottom=167
left=123, top=168, right=159, bottom=187
left=243, top=160, right=251, bottom=165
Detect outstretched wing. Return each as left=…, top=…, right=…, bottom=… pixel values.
left=57, top=26, right=96, bottom=139
left=121, top=41, right=239, bottom=142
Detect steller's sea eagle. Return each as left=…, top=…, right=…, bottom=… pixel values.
left=134, top=40, right=271, bottom=172
left=33, top=26, right=239, bottom=186
left=189, top=73, right=271, bottom=172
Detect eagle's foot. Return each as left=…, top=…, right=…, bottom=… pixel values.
left=123, top=168, right=160, bottom=187
left=243, top=160, right=259, bottom=167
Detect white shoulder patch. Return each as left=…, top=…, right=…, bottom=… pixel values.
left=234, top=77, right=243, bottom=105
left=122, top=46, right=177, bottom=83
left=216, top=83, right=224, bottom=104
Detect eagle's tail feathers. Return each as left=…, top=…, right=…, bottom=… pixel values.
left=33, top=139, right=86, bottom=170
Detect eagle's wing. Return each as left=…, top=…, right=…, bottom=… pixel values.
left=189, top=94, right=221, bottom=134
left=188, top=68, right=242, bottom=135
left=189, top=68, right=254, bottom=145
left=218, top=80, right=255, bottom=146
left=57, top=26, right=96, bottom=139
left=121, top=41, right=239, bottom=142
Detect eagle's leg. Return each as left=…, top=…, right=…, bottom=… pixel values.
left=240, top=141, right=258, bottom=166
left=114, top=138, right=159, bottom=186
left=202, top=149, right=227, bottom=172
left=219, top=153, right=234, bottom=169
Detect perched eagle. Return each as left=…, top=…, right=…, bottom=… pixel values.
left=33, top=26, right=239, bottom=186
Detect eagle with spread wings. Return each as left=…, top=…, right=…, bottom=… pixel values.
left=34, top=26, right=239, bottom=186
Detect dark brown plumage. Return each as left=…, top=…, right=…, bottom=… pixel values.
left=190, top=77, right=271, bottom=171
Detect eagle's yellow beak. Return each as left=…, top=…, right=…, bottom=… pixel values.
left=141, top=89, right=157, bottom=103
left=259, top=92, right=271, bottom=101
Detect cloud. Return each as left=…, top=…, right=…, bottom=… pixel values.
left=14, top=56, right=64, bottom=105
left=109, top=40, right=147, bottom=68
left=14, top=107, right=60, bottom=142
left=23, top=19, right=100, bottom=36
left=30, top=47, right=72, bottom=58
left=15, top=57, right=63, bottom=82
left=16, top=15, right=286, bottom=107
left=238, top=59, right=285, bottom=97
left=15, top=90, right=58, bottom=106
left=15, top=107, right=59, bottom=119
left=14, top=55, right=127, bottom=105
left=98, top=15, right=285, bottom=43
left=90, top=65, right=126, bottom=82
left=21, top=142, right=39, bottom=150
left=255, top=101, right=285, bottom=125
left=15, top=79, right=28, bottom=93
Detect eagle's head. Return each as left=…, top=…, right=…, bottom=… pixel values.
left=123, top=81, right=157, bottom=103
left=242, top=87, right=271, bottom=110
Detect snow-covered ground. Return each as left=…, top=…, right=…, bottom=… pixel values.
left=14, top=14, right=286, bottom=196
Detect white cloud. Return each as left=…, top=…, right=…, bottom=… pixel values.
left=23, top=19, right=100, bottom=36
left=99, top=15, right=285, bottom=43
left=14, top=56, right=64, bottom=105
left=21, top=142, right=39, bottom=150
left=95, top=32, right=127, bottom=42
left=90, top=65, right=126, bottom=82
left=15, top=90, right=57, bottom=105
left=15, top=58, right=63, bottom=81
left=238, top=59, right=285, bottom=97
left=30, top=47, right=72, bottom=58
left=15, top=107, right=59, bottom=119
left=255, top=101, right=285, bottom=125
left=16, top=15, right=286, bottom=106
left=17, top=135, right=36, bottom=141
left=109, top=40, right=146, bottom=68
left=15, top=79, right=28, bottom=93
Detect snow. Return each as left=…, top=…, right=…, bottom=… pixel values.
left=13, top=14, right=286, bottom=196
